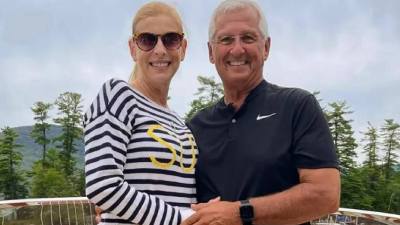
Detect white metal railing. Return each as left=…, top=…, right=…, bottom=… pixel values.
left=0, top=197, right=399, bottom=225
left=318, top=207, right=400, bottom=225
left=0, top=197, right=94, bottom=225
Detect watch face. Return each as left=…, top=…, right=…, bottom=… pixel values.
left=240, top=204, right=254, bottom=219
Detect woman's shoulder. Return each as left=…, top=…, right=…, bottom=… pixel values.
left=99, top=78, right=137, bottom=103
left=84, top=78, right=137, bottom=126
left=103, top=78, right=130, bottom=94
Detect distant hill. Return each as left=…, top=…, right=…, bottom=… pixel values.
left=11, top=125, right=84, bottom=171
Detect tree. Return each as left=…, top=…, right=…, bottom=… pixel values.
left=340, top=168, right=374, bottom=209
left=380, top=119, right=400, bottom=180
left=30, top=161, right=77, bottom=197
left=31, top=101, right=52, bottom=167
left=0, top=127, right=28, bottom=199
left=325, top=101, right=359, bottom=209
left=325, top=101, right=358, bottom=174
left=373, top=171, right=400, bottom=213
left=53, top=92, right=83, bottom=177
left=361, top=122, right=379, bottom=168
left=358, top=122, right=382, bottom=210
left=185, top=76, right=223, bottom=120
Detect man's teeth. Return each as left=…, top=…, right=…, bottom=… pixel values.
left=151, top=62, right=169, bottom=67
left=229, top=61, right=246, bottom=66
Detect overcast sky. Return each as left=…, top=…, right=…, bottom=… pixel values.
left=1, top=0, right=399, bottom=144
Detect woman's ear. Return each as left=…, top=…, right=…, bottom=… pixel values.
left=129, top=37, right=137, bottom=62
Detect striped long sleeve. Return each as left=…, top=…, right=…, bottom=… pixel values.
left=84, top=79, right=197, bottom=225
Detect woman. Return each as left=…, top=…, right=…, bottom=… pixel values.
left=84, top=2, right=197, bottom=224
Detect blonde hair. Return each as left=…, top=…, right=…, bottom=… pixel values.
left=129, top=1, right=184, bottom=82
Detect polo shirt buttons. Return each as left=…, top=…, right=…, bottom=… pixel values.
left=231, top=118, right=237, bottom=123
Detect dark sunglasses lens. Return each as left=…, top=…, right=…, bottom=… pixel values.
left=137, top=33, right=157, bottom=51
left=162, top=33, right=183, bottom=50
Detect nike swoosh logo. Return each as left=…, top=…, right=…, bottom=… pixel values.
left=256, top=113, right=277, bottom=120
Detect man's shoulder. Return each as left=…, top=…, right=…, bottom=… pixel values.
left=265, top=82, right=313, bottom=101
left=187, top=101, right=219, bottom=128
left=191, top=103, right=216, bottom=118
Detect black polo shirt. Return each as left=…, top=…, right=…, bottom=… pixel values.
left=188, top=80, right=338, bottom=203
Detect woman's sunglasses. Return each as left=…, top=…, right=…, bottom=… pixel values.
left=133, top=32, right=184, bottom=52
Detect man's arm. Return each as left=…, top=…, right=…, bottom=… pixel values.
left=182, top=168, right=340, bottom=225
left=251, top=168, right=340, bottom=225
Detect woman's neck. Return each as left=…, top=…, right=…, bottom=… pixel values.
left=131, top=78, right=169, bottom=108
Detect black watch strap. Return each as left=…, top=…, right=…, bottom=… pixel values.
left=240, top=199, right=254, bottom=225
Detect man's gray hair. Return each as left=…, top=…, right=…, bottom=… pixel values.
left=208, top=0, right=269, bottom=41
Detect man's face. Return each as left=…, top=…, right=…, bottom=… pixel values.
left=208, top=7, right=270, bottom=87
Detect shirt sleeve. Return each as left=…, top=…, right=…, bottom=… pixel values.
left=291, top=93, right=339, bottom=169
left=84, top=79, right=183, bottom=225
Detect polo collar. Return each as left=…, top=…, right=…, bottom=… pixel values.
left=244, top=79, right=268, bottom=103
left=216, top=79, right=268, bottom=113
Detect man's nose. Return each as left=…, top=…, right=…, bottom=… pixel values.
left=229, top=39, right=245, bottom=55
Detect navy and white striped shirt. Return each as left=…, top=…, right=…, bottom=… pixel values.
left=84, top=79, right=198, bottom=225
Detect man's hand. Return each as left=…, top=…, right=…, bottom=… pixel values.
left=191, top=196, right=220, bottom=211
left=181, top=201, right=241, bottom=225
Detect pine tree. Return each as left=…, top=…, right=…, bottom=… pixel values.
left=380, top=119, right=400, bottom=180
left=374, top=171, right=400, bottom=213
left=30, top=157, right=77, bottom=197
left=31, top=101, right=52, bottom=167
left=0, top=127, right=28, bottom=199
left=361, top=122, right=379, bottom=168
left=185, top=76, right=223, bottom=120
left=359, top=122, right=383, bottom=210
left=340, top=168, right=374, bottom=209
left=325, top=101, right=359, bottom=209
left=53, top=92, right=83, bottom=177
left=326, top=101, right=358, bottom=174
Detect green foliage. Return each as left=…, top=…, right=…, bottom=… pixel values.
left=372, top=172, right=400, bottom=213
left=326, top=101, right=358, bottom=174
left=361, top=122, right=379, bottom=168
left=30, top=162, right=77, bottom=197
left=28, top=92, right=85, bottom=198
left=0, top=127, right=28, bottom=199
left=340, top=168, right=374, bottom=209
left=30, top=101, right=52, bottom=167
left=185, top=76, right=223, bottom=121
left=73, top=168, right=86, bottom=196
left=322, top=99, right=400, bottom=212
left=380, top=119, right=400, bottom=180
left=53, top=92, right=84, bottom=177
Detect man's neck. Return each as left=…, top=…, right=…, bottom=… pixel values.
left=223, top=78, right=263, bottom=111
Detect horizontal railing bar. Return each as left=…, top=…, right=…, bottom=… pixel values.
left=0, top=197, right=90, bottom=209
left=0, top=198, right=399, bottom=224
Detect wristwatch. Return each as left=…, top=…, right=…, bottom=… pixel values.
left=239, top=199, right=254, bottom=225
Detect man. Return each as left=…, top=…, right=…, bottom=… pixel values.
left=182, top=0, right=340, bottom=225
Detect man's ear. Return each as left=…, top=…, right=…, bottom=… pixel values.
left=208, top=42, right=215, bottom=64
left=128, top=37, right=137, bottom=62
left=180, top=38, right=188, bottom=61
left=263, top=37, right=271, bottom=61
